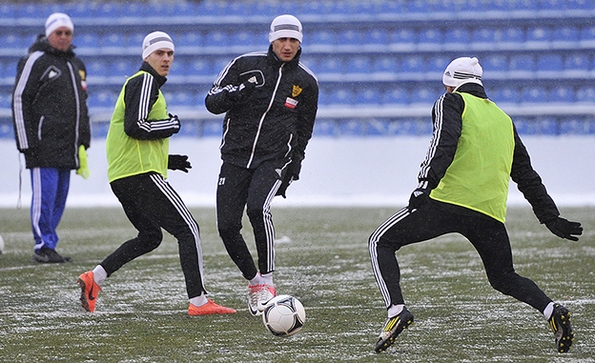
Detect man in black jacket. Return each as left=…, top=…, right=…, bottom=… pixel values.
left=369, top=57, right=582, bottom=354
left=12, top=13, right=91, bottom=263
left=205, top=14, right=319, bottom=316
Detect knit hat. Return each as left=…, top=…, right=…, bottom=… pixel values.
left=45, top=13, right=74, bottom=37
left=142, top=31, right=175, bottom=59
left=269, top=14, right=303, bottom=43
left=442, top=57, right=483, bottom=88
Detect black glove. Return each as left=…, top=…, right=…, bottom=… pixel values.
left=228, top=77, right=257, bottom=103
left=167, top=113, right=181, bottom=133
left=544, top=217, right=583, bottom=241
left=276, top=162, right=301, bottom=198
left=168, top=154, right=192, bottom=173
left=408, top=187, right=430, bottom=212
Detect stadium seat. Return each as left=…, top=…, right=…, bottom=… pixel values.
left=482, top=55, right=509, bottom=77
left=579, top=26, right=595, bottom=47
left=174, top=32, right=204, bottom=47
left=353, top=87, right=381, bottom=105
left=326, top=88, right=354, bottom=105
left=424, top=55, right=452, bottom=74
left=338, top=29, right=362, bottom=46
left=410, top=86, right=436, bottom=105
left=471, top=27, right=497, bottom=47
left=345, top=56, right=371, bottom=74
left=91, top=90, right=118, bottom=108
left=496, top=27, right=525, bottom=49
left=491, top=86, right=521, bottom=104
left=551, top=26, right=579, bottom=48
left=536, top=54, right=563, bottom=72
left=563, top=53, right=591, bottom=77
left=389, top=28, right=415, bottom=48
left=416, top=28, right=443, bottom=50
left=165, top=91, right=197, bottom=107
left=443, top=28, right=470, bottom=49
left=100, top=33, right=123, bottom=49
left=382, top=87, right=409, bottom=105
left=508, top=54, right=535, bottom=75
left=525, top=27, right=551, bottom=48
left=575, top=86, right=595, bottom=103
left=364, top=29, right=388, bottom=46
left=184, top=58, right=212, bottom=76
left=373, top=56, right=398, bottom=73
left=315, top=56, right=343, bottom=74
left=399, top=56, right=425, bottom=79
left=309, top=30, right=337, bottom=46
left=549, top=86, right=576, bottom=103
left=204, top=31, right=229, bottom=47
left=86, top=60, right=107, bottom=77
left=521, top=86, right=547, bottom=104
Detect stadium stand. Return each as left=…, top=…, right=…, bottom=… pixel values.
left=0, top=0, right=594, bottom=137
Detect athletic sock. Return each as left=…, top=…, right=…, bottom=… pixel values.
left=543, top=301, right=555, bottom=320
left=92, top=265, right=107, bottom=286
left=249, top=273, right=263, bottom=286
left=260, top=272, right=274, bottom=286
left=190, top=293, right=208, bottom=307
left=387, top=304, right=405, bottom=318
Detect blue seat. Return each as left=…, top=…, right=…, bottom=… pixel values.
left=389, top=28, right=415, bottom=45
left=482, top=55, right=509, bottom=74
left=345, top=56, right=370, bottom=74
left=338, top=29, right=362, bottom=45
left=399, top=56, right=425, bottom=78
left=491, top=86, right=520, bottom=104
left=575, top=86, right=595, bottom=103
left=508, top=54, right=535, bottom=73
left=417, top=29, right=443, bottom=48
left=473, top=28, right=497, bottom=45
left=536, top=54, right=563, bottom=72
left=525, top=27, right=551, bottom=46
left=521, top=86, right=547, bottom=103
left=444, top=28, right=470, bottom=47
left=365, top=29, right=388, bottom=46
left=326, top=88, right=353, bottom=105
left=382, top=88, right=409, bottom=105
left=0, top=91, right=12, bottom=109
left=108, top=59, right=135, bottom=78
left=91, top=90, right=118, bottom=108
left=184, top=58, right=212, bottom=76
left=373, top=56, right=397, bottom=73
left=579, top=26, right=595, bottom=47
left=425, top=55, right=452, bottom=73
left=564, top=53, right=591, bottom=72
left=410, top=86, right=436, bottom=105
left=174, top=32, right=203, bottom=47
left=353, top=87, right=380, bottom=105
left=166, top=91, right=197, bottom=107
left=315, top=56, right=343, bottom=74
left=76, top=33, right=99, bottom=49
left=549, top=86, right=575, bottom=103
left=496, top=27, right=525, bottom=46
left=230, top=31, right=259, bottom=47
left=100, top=33, right=122, bottom=48
left=86, top=60, right=107, bottom=77
left=204, top=31, right=228, bottom=47
left=551, top=26, right=579, bottom=47
left=309, top=30, right=337, bottom=45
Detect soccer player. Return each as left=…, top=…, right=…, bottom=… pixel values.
left=12, top=13, right=91, bottom=263
left=369, top=57, right=582, bottom=353
left=205, top=15, right=319, bottom=315
left=77, top=31, right=235, bottom=316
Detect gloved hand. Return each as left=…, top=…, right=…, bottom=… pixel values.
left=168, top=113, right=181, bottom=126
left=275, top=162, right=301, bottom=198
left=168, top=154, right=192, bottom=173
left=544, top=217, right=583, bottom=241
left=228, top=76, right=257, bottom=103
left=408, top=187, right=430, bottom=212
left=76, top=145, right=90, bottom=179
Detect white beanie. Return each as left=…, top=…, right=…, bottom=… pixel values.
left=45, top=13, right=74, bottom=37
left=269, top=14, right=303, bottom=43
left=142, top=31, right=175, bottom=59
left=442, top=57, right=483, bottom=88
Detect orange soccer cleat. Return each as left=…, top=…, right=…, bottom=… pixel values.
left=188, top=299, right=237, bottom=316
left=77, top=271, right=101, bottom=312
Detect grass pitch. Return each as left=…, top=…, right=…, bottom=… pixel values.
left=0, top=206, right=593, bottom=362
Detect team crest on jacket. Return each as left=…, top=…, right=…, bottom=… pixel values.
left=292, top=85, right=302, bottom=97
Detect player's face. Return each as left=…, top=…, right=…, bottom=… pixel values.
left=145, top=48, right=174, bottom=76
left=271, top=38, right=300, bottom=62
left=47, top=26, right=73, bottom=52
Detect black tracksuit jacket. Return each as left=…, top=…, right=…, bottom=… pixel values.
left=419, top=82, right=560, bottom=223
left=205, top=45, right=318, bottom=172
left=12, top=35, right=90, bottom=169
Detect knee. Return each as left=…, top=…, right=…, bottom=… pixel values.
left=246, top=204, right=266, bottom=222
left=218, top=220, right=242, bottom=240
left=487, top=272, right=516, bottom=295
left=139, top=230, right=163, bottom=250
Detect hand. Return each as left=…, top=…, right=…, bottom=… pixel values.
left=408, top=187, right=429, bottom=212
left=168, top=154, right=192, bottom=173
left=545, top=217, right=583, bottom=241
left=275, top=161, right=301, bottom=198
left=168, top=113, right=180, bottom=125
left=228, top=77, right=257, bottom=103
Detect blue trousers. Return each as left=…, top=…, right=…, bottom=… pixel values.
left=30, top=167, right=71, bottom=251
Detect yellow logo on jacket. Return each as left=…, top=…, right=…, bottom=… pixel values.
left=292, top=85, right=302, bottom=97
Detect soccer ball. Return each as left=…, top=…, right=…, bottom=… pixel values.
left=262, top=294, right=306, bottom=337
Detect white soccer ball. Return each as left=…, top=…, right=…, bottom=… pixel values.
left=262, top=294, right=306, bottom=337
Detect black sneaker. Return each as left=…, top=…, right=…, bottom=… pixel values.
left=549, top=303, right=574, bottom=353
left=32, top=248, right=72, bottom=263
left=375, top=307, right=414, bottom=353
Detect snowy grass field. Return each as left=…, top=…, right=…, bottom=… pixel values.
left=0, top=206, right=594, bottom=362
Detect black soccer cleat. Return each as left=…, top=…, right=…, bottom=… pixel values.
left=549, top=304, right=574, bottom=353
left=375, top=307, right=414, bottom=353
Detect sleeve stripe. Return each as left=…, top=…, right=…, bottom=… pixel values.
left=12, top=51, right=44, bottom=149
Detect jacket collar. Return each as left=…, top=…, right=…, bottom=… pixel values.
left=456, top=82, right=487, bottom=99
left=29, top=34, right=75, bottom=58
left=140, top=61, right=167, bottom=87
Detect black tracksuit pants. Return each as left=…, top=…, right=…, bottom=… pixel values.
left=102, top=172, right=205, bottom=299
left=216, top=160, right=284, bottom=281
left=369, top=200, right=552, bottom=313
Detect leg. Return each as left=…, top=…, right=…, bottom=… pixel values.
left=246, top=160, right=283, bottom=275
left=461, top=214, right=552, bottom=312
left=50, top=169, right=71, bottom=247
left=369, top=202, right=454, bottom=308
left=101, top=175, right=164, bottom=276
left=30, top=167, right=59, bottom=251
left=216, top=162, right=257, bottom=280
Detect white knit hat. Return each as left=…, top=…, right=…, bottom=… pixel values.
left=442, top=57, right=483, bottom=87
left=269, top=14, right=303, bottom=43
left=142, top=31, right=175, bottom=59
left=45, top=13, right=74, bottom=37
